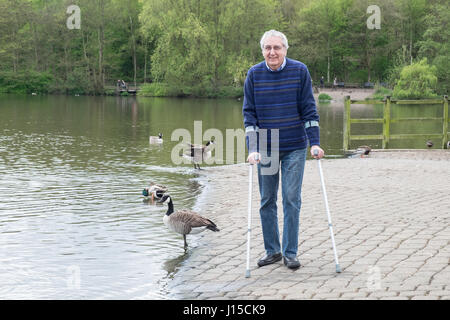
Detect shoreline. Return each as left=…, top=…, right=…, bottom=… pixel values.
left=166, top=150, right=450, bottom=300
left=1, top=87, right=375, bottom=100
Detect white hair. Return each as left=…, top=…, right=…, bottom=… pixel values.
left=260, top=30, right=289, bottom=51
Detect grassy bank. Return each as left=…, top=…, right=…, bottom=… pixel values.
left=137, top=83, right=243, bottom=99
left=0, top=71, right=244, bottom=98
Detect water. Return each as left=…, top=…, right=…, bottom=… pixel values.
left=0, top=94, right=443, bottom=299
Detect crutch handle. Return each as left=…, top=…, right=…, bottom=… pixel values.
left=249, top=153, right=259, bottom=165
left=313, top=149, right=320, bottom=159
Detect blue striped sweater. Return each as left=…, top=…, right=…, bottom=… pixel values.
left=242, top=57, right=320, bottom=153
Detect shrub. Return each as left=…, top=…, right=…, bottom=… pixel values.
left=368, top=83, right=393, bottom=100
left=138, top=82, right=243, bottom=98
left=318, top=93, right=332, bottom=101
left=0, top=71, right=53, bottom=94
left=138, top=83, right=180, bottom=97
left=392, top=59, right=438, bottom=99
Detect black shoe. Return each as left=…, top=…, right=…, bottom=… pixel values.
left=283, top=256, right=301, bottom=269
left=257, top=253, right=282, bottom=267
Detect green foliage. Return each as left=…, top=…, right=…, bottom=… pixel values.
left=417, top=1, right=449, bottom=94
left=392, top=59, right=437, bottom=99
left=138, top=83, right=180, bottom=97
left=0, top=0, right=447, bottom=97
left=0, top=71, right=53, bottom=94
left=318, top=93, right=332, bottom=101
left=368, top=83, right=392, bottom=100
left=138, top=82, right=243, bottom=99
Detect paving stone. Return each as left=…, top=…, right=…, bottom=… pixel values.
left=167, top=151, right=450, bottom=300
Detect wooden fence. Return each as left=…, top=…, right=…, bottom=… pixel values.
left=343, top=95, right=449, bottom=150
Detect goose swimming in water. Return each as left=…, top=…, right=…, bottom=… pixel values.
left=149, top=133, right=163, bottom=144
left=183, top=140, right=215, bottom=169
left=158, top=195, right=219, bottom=250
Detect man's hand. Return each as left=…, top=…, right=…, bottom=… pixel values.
left=310, top=145, right=324, bottom=159
left=247, top=152, right=261, bottom=164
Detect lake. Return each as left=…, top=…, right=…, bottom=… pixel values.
left=0, top=94, right=443, bottom=299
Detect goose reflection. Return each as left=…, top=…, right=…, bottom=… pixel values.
left=163, top=251, right=191, bottom=277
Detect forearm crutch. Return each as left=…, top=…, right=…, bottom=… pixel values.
left=245, top=159, right=255, bottom=278
left=314, top=150, right=341, bottom=273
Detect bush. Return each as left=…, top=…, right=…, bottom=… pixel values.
left=368, top=83, right=393, bottom=100
left=0, top=71, right=53, bottom=94
left=392, top=59, right=438, bottom=99
left=318, top=93, right=332, bottom=101
left=138, top=82, right=243, bottom=98
left=138, top=83, right=180, bottom=97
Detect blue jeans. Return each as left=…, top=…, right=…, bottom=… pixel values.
left=257, top=148, right=307, bottom=258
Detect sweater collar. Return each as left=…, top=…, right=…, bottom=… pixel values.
left=265, top=57, right=287, bottom=72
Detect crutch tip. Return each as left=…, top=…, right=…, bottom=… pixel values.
left=336, top=265, right=342, bottom=273
left=245, top=270, right=251, bottom=278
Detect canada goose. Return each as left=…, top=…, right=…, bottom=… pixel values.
left=158, top=195, right=219, bottom=250
left=426, top=140, right=433, bottom=148
left=149, top=133, right=163, bottom=144
left=183, top=140, right=215, bottom=169
left=142, top=182, right=168, bottom=202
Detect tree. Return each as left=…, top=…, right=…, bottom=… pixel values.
left=417, top=0, right=449, bottom=94
left=392, top=58, right=437, bottom=99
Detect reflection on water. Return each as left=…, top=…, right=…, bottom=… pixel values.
left=162, top=251, right=192, bottom=277
left=0, top=95, right=443, bottom=299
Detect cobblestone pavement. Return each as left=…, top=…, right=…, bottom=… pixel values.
left=166, top=150, right=450, bottom=300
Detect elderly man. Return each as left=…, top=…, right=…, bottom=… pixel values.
left=243, top=30, right=324, bottom=269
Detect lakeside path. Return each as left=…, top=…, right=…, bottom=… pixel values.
left=167, top=150, right=450, bottom=300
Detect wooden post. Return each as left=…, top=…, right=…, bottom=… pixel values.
left=343, top=95, right=351, bottom=151
left=443, top=95, right=449, bottom=148
left=382, top=96, right=391, bottom=149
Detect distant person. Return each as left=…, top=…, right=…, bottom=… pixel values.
left=333, top=77, right=337, bottom=90
left=242, top=29, right=324, bottom=270
left=320, top=76, right=324, bottom=88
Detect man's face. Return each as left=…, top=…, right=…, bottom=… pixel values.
left=263, top=36, right=287, bottom=71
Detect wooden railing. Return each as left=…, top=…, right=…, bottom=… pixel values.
left=343, top=95, right=449, bottom=150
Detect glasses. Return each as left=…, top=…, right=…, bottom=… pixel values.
left=263, top=45, right=284, bottom=52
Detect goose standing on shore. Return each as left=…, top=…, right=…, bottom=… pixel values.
left=183, top=140, right=215, bottom=169
left=158, top=195, right=219, bottom=250
left=149, top=133, right=163, bottom=144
